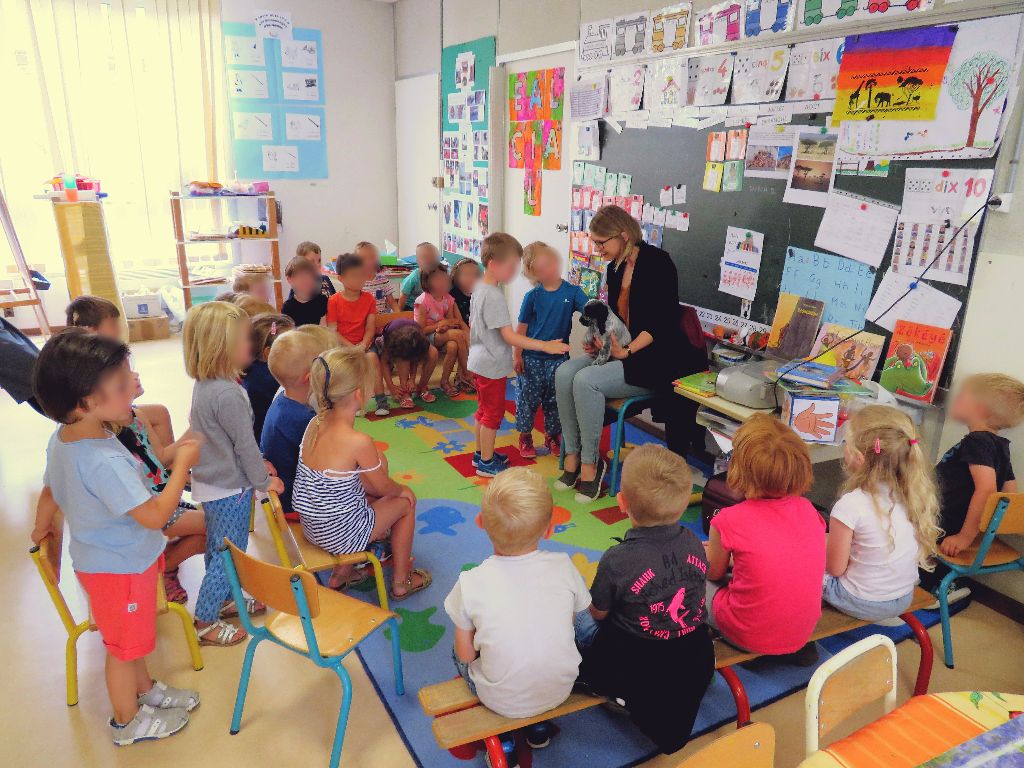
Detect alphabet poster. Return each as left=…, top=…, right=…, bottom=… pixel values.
left=781, top=247, right=875, bottom=329
left=786, top=38, right=844, bottom=101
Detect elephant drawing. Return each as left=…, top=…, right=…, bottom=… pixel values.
left=874, top=91, right=892, bottom=107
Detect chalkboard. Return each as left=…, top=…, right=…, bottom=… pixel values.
left=596, top=116, right=999, bottom=386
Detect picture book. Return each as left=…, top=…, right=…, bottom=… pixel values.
left=879, top=320, right=952, bottom=403
left=809, top=323, right=886, bottom=382
left=777, top=360, right=844, bottom=388
left=674, top=370, right=718, bottom=397
left=767, top=293, right=825, bottom=359
left=579, top=267, right=602, bottom=298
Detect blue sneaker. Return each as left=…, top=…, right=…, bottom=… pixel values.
left=476, top=455, right=509, bottom=477
left=473, top=451, right=509, bottom=469
left=472, top=451, right=481, bottom=467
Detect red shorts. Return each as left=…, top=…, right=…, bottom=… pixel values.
left=473, top=374, right=507, bottom=430
left=76, top=555, right=162, bottom=661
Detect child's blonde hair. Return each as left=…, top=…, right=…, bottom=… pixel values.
left=308, top=346, right=370, bottom=414
left=294, top=324, right=342, bottom=351
left=728, top=414, right=813, bottom=498
left=183, top=301, right=248, bottom=381
left=522, top=241, right=556, bottom=285
left=251, top=312, right=295, bottom=357
left=480, top=467, right=552, bottom=553
left=844, top=404, right=941, bottom=569
left=232, top=271, right=270, bottom=294
left=268, top=329, right=326, bottom=388
left=234, top=294, right=276, bottom=317
left=962, top=373, right=1024, bottom=430
left=481, top=232, right=523, bottom=267
left=620, top=445, right=693, bottom=526
left=297, top=240, right=321, bottom=258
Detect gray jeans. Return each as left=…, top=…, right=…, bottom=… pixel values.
left=555, top=356, right=654, bottom=466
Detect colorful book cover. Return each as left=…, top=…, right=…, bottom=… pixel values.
left=767, top=293, right=825, bottom=359
left=810, top=323, right=886, bottom=382
left=675, top=370, right=718, bottom=397
left=579, top=267, right=602, bottom=298
left=879, top=320, right=952, bottom=403
left=778, top=360, right=844, bottom=388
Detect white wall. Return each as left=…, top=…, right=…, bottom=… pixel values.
left=395, top=0, right=440, bottom=78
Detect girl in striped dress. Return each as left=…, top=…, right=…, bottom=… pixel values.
left=292, top=347, right=431, bottom=600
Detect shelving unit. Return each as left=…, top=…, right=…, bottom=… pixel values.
left=170, top=191, right=282, bottom=309
left=1, top=186, right=51, bottom=335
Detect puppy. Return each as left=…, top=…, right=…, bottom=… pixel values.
left=578, top=299, right=632, bottom=365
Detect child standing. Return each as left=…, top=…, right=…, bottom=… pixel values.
left=184, top=301, right=284, bottom=646
left=282, top=256, right=328, bottom=327
left=379, top=318, right=439, bottom=409
left=450, top=257, right=482, bottom=328
left=444, top=467, right=590, bottom=745
left=706, top=414, right=825, bottom=660
left=576, top=445, right=713, bottom=754
left=825, top=405, right=941, bottom=621
left=242, top=312, right=295, bottom=441
left=469, top=233, right=570, bottom=478
left=296, top=240, right=336, bottom=298
left=414, top=264, right=470, bottom=396
left=292, top=347, right=430, bottom=598
left=398, top=241, right=441, bottom=310
left=33, top=329, right=202, bottom=744
left=356, top=240, right=399, bottom=314
left=513, top=242, right=588, bottom=458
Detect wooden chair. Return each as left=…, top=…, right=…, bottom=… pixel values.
left=677, top=722, right=775, bottom=768
left=934, top=492, right=1024, bottom=668
left=261, top=490, right=389, bottom=610
left=221, top=540, right=403, bottom=768
left=804, top=634, right=897, bottom=756
left=29, top=534, right=204, bottom=706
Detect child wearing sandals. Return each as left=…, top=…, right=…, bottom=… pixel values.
left=32, top=329, right=202, bottom=744
left=184, top=301, right=285, bottom=646
left=379, top=318, right=439, bottom=409
left=292, top=346, right=431, bottom=599
left=414, top=263, right=472, bottom=396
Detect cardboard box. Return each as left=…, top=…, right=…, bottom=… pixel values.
left=121, top=292, right=162, bottom=319
left=127, top=316, right=170, bottom=342
left=781, top=389, right=840, bottom=444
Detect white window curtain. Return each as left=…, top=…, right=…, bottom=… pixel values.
left=0, top=0, right=228, bottom=272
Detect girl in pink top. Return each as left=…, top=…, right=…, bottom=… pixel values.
left=414, top=264, right=470, bottom=397
left=706, top=414, right=825, bottom=657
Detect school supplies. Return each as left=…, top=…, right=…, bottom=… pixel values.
left=777, top=360, right=844, bottom=388
left=674, top=370, right=719, bottom=397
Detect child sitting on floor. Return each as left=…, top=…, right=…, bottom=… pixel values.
left=292, top=347, right=430, bottom=599
left=232, top=270, right=274, bottom=305
left=282, top=256, right=329, bottom=327
left=513, top=242, right=588, bottom=458
left=33, top=329, right=202, bottom=744
left=379, top=318, right=438, bottom=409
left=576, top=445, right=713, bottom=754
left=414, top=263, right=470, bottom=397
left=444, top=467, right=590, bottom=749
left=398, top=241, right=441, bottom=310
left=706, top=414, right=825, bottom=661
left=356, top=240, right=399, bottom=314
left=296, top=240, right=336, bottom=298
left=825, top=405, right=940, bottom=621
left=449, top=256, right=481, bottom=329
left=242, top=312, right=295, bottom=440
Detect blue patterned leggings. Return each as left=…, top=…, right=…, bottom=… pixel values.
left=194, top=489, right=253, bottom=623
left=515, top=355, right=564, bottom=436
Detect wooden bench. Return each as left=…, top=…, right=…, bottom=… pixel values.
left=418, top=588, right=935, bottom=766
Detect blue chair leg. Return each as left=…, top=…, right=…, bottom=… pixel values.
left=230, top=635, right=263, bottom=734
left=937, top=570, right=957, bottom=669
left=558, top=437, right=565, bottom=471
left=329, top=663, right=354, bottom=768
left=388, top=617, right=405, bottom=696
left=609, top=407, right=628, bottom=496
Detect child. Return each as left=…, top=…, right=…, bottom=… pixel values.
left=450, top=257, right=482, bottom=328
left=32, top=329, right=202, bottom=744
left=282, top=256, right=329, bottom=327
left=924, top=373, right=1024, bottom=600
left=444, top=467, right=590, bottom=741
left=706, top=414, right=825, bottom=659
left=379, top=318, right=439, bottom=409
left=356, top=240, right=399, bottom=314
left=513, top=242, right=588, bottom=458
left=326, top=253, right=390, bottom=416
left=469, top=233, right=569, bottom=477
left=232, top=271, right=274, bottom=304
left=398, top=241, right=441, bottom=310
left=825, top=405, right=941, bottom=621
left=576, top=445, right=713, bottom=754
left=233, top=295, right=276, bottom=317
left=414, top=263, right=470, bottom=396
left=184, top=301, right=284, bottom=646
left=292, top=347, right=430, bottom=598
left=296, top=240, right=336, bottom=297
left=242, top=312, right=295, bottom=440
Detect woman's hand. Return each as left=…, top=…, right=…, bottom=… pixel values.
left=583, top=337, right=602, bottom=357
left=609, top=337, right=629, bottom=360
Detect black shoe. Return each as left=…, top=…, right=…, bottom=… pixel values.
left=525, top=722, right=552, bottom=749
left=780, top=642, right=819, bottom=667
left=574, top=459, right=606, bottom=503
left=553, top=468, right=580, bottom=490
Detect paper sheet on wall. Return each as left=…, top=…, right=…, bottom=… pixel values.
left=814, top=190, right=900, bottom=268
left=781, top=247, right=875, bottom=329
left=644, top=59, right=687, bottom=115
left=573, top=121, right=600, bottom=161
left=579, top=18, right=613, bottom=65
left=570, top=74, right=608, bottom=121
left=785, top=38, right=843, bottom=101
left=281, top=39, right=318, bottom=69
left=232, top=112, right=273, bottom=140
left=731, top=45, right=790, bottom=104
left=648, top=4, right=693, bottom=54
left=229, top=69, right=269, bottom=99
left=262, top=144, right=298, bottom=172
left=696, top=1, right=744, bottom=46
left=255, top=9, right=292, bottom=40
left=226, top=36, right=264, bottom=66
left=611, top=11, right=652, bottom=60
left=609, top=64, right=646, bottom=113
left=719, top=226, right=764, bottom=300
left=783, top=129, right=837, bottom=207
left=797, top=0, right=933, bottom=30
left=865, top=270, right=962, bottom=331
left=285, top=112, right=322, bottom=140
left=743, top=124, right=796, bottom=178
left=692, top=54, right=734, bottom=106
left=282, top=71, right=319, bottom=101
left=743, top=0, right=795, bottom=38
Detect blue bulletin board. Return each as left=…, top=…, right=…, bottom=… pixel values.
left=223, top=23, right=327, bottom=180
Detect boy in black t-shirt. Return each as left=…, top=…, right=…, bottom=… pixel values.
left=576, top=444, right=713, bottom=755
left=282, top=256, right=328, bottom=327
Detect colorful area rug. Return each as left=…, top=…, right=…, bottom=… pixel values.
left=346, top=386, right=962, bottom=767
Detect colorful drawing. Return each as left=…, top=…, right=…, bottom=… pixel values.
left=727, top=129, right=748, bottom=160
left=692, top=53, right=735, bottom=107
left=731, top=45, right=790, bottom=104
left=703, top=161, right=724, bottom=192
left=541, top=120, right=562, bottom=170
left=707, top=131, right=727, bottom=161
left=579, top=267, right=602, bottom=298
left=800, top=0, right=933, bottom=28
left=508, top=72, right=528, bottom=120
left=722, top=161, right=744, bottom=191
left=744, top=0, right=795, bottom=36
left=650, top=3, right=693, bottom=53
left=523, top=120, right=543, bottom=169
left=609, top=63, right=646, bottom=113
left=524, top=167, right=542, bottom=216
left=879, top=320, right=952, bottom=403
left=809, top=323, right=885, bottom=381
left=696, top=1, right=744, bottom=46
left=645, top=58, right=686, bottom=113
left=508, top=122, right=525, bottom=168
left=547, top=67, right=565, bottom=121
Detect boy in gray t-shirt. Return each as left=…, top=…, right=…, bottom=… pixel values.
left=468, top=234, right=570, bottom=477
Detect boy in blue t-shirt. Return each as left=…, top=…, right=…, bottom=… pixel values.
left=398, top=241, right=441, bottom=311
left=513, top=242, right=588, bottom=458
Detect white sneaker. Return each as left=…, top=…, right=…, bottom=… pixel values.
left=927, top=582, right=972, bottom=610
left=110, top=704, right=189, bottom=745
left=138, top=680, right=200, bottom=712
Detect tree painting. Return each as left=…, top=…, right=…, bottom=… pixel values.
left=949, top=52, right=1010, bottom=147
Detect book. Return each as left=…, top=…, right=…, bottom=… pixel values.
left=767, top=293, right=825, bottom=360
left=578, top=267, right=602, bottom=299
left=777, top=360, right=844, bottom=388
left=675, top=371, right=718, bottom=397
left=809, top=323, right=886, bottom=383
left=879, top=320, right=952, bottom=404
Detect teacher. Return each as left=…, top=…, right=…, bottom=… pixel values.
left=555, top=204, right=703, bottom=502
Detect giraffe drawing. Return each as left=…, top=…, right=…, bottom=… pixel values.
left=848, top=80, right=864, bottom=110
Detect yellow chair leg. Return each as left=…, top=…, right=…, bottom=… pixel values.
left=167, top=602, right=204, bottom=671
left=249, top=503, right=256, bottom=533
left=366, top=553, right=389, bottom=611
left=65, top=623, right=88, bottom=707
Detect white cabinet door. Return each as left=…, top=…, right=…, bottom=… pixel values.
left=395, top=74, right=441, bottom=257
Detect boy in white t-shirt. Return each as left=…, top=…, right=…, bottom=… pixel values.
left=444, top=467, right=591, bottom=750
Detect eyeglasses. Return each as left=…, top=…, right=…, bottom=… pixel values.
left=591, top=234, right=620, bottom=251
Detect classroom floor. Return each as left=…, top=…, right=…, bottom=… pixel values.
left=3, top=336, right=1023, bottom=767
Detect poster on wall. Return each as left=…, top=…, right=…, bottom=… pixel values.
left=786, top=38, right=844, bottom=101
left=692, top=54, right=735, bottom=106
left=783, top=129, right=838, bottom=207
left=731, top=45, right=790, bottom=104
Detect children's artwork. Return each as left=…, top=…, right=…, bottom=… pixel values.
left=832, top=26, right=957, bottom=123
left=255, top=9, right=292, bottom=40
left=282, top=71, right=319, bottom=101
left=605, top=173, right=620, bottom=197
left=814, top=190, right=900, bottom=268
left=783, top=130, right=837, bottom=207
left=799, top=0, right=934, bottom=30
left=865, top=269, right=962, bottom=331
left=524, top=167, right=542, bottom=216
left=541, top=120, right=562, bottom=170
left=810, top=323, right=885, bottom=381
left=726, top=128, right=748, bottom=160
left=618, top=173, right=633, bottom=196
left=226, top=36, right=265, bottom=66
left=707, top=131, right=727, bottom=161
left=879, top=320, right=952, bottom=403
left=659, top=185, right=674, bottom=206
left=508, top=122, right=526, bottom=168
left=667, top=210, right=691, bottom=230
left=696, top=1, right=744, bottom=46
left=284, top=112, right=322, bottom=141
left=648, top=4, right=693, bottom=54
left=547, top=68, right=565, bottom=120
left=744, top=124, right=796, bottom=178
left=233, top=111, right=274, bottom=140
left=281, top=39, right=318, bottom=69
left=570, top=73, right=608, bottom=121
left=509, top=70, right=549, bottom=120
left=767, top=293, right=826, bottom=358
left=611, top=11, right=651, bottom=60
left=608, top=64, right=646, bottom=113
left=722, top=160, right=744, bottom=191
left=478, top=204, right=489, bottom=237
left=781, top=247, right=875, bottom=329
left=786, top=38, right=844, bottom=100
left=455, top=51, right=476, bottom=89
left=644, top=59, right=687, bottom=115
left=834, top=153, right=890, bottom=177
left=579, top=18, right=613, bottom=65
left=744, top=0, right=795, bottom=37
left=261, top=144, right=299, bottom=172
left=523, top=120, right=543, bottom=169
left=573, top=120, right=601, bottom=161
left=732, top=45, right=791, bottom=104
left=719, top=227, right=763, bottom=300
left=703, top=162, right=724, bottom=192
left=692, top=54, right=735, bottom=106
left=836, top=16, right=1023, bottom=160
left=229, top=69, right=269, bottom=99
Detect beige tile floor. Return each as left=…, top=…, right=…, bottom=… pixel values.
left=3, top=337, right=1023, bottom=767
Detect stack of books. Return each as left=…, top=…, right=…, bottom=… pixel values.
left=674, top=371, right=718, bottom=398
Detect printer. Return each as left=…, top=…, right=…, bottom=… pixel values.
left=715, top=359, right=783, bottom=410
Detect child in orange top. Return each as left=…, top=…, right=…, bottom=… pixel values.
left=326, top=253, right=389, bottom=416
